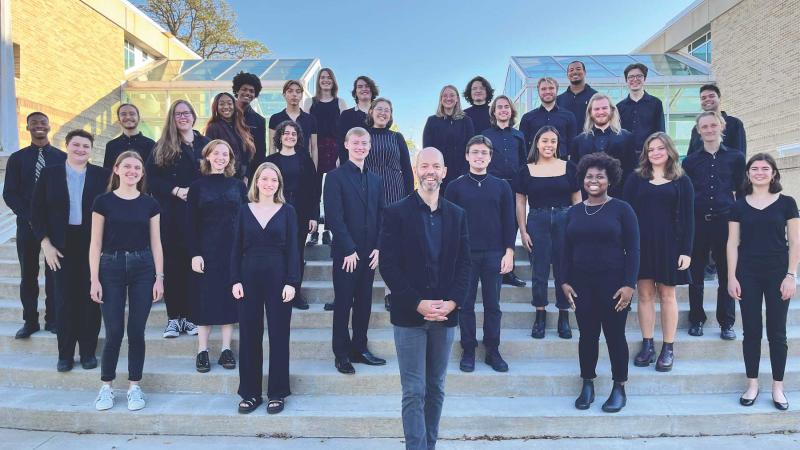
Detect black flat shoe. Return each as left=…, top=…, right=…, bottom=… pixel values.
left=335, top=357, right=355, bottom=374
left=485, top=351, right=509, bottom=373
left=384, top=294, right=391, bottom=311
left=634, top=338, right=656, bottom=367
left=602, top=382, right=627, bottom=413
left=655, top=342, right=674, bottom=372
left=460, top=350, right=475, bottom=373
left=773, top=394, right=789, bottom=411
left=557, top=310, right=572, bottom=339
left=44, top=322, right=57, bottom=333
left=531, top=310, right=546, bottom=339
left=267, top=398, right=285, bottom=415
left=57, top=359, right=73, bottom=372
left=575, top=379, right=595, bottom=410
left=502, top=272, right=526, bottom=287
left=323, top=302, right=335, bottom=311
left=321, top=230, right=332, bottom=245
left=196, top=350, right=211, bottom=373
left=15, top=322, right=40, bottom=339
left=238, top=397, right=263, bottom=414
left=80, top=356, right=98, bottom=370
left=688, top=322, right=704, bottom=337
left=218, top=349, right=236, bottom=369
left=720, top=326, right=736, bottom=341
left=292, top=295, right=310, bottom=310
left=306, top=231, right=319, bottom=247
left=739, top=391, right=758, bottom=406
left=350, top=351, right=386, bottom=366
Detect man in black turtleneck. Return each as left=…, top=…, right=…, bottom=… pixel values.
left=462, top=76, right=493, bottom=135
left=103, top=103, right=155, bottom=169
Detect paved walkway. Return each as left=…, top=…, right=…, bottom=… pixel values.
left=2, top=428, right=799, bottom=449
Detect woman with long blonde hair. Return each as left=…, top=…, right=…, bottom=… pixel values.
left=422, top=84, right=475, bottom=188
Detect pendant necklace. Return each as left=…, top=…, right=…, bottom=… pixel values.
left=584, top=197, right=610, bottom=216
left=468, top=173, right=486, bottom=187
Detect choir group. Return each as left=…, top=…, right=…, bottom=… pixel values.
left=3, top=61, right=797, bottom=450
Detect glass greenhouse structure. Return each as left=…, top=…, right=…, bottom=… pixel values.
left=504, top=53, right=713, bottom=153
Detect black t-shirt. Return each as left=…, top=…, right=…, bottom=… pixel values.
left=92, top=192, right=161, bottom=252
left=730, top=194, right=799, bottom=258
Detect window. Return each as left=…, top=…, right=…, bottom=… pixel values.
left=13, top=43, right=20, bottom=78
left=688, top=32, right=711, bottom=63
left=124, top=40, right=152, bottom=71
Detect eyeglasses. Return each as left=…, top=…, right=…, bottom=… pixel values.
left=468, top=150, right=491, bottom=157
left=174, top=111, right=193, bottom=118
left=627, top=74, right=645, bottom=80
left=373, top=108, right=391, bottom=114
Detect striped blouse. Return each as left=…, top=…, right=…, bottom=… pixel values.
left=365, top=127, right=415, bottom=206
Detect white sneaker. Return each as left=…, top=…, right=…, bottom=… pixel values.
left=181, top=318, right=198, bottom=336
left=127, top=385, right=146, bottom=411
left=95, top=384, right=114, bottom=411
left=163, top=319, right=180, bottom=338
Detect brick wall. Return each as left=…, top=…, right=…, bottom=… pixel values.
left=12, top=0, right=124, bottom=162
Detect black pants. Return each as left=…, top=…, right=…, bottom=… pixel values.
left=460, top=250, right=503, bottom=351
left=16, top=218, right=54, bottom=324
left=689, top=215, right=735, bottom=327
left=54, top=226, right=101, bottom=362
left=297, top=228, right=309, bottom=291
left=738, top=255, right=791, bottom=381
left=572, top=269, right=630, bottom=382
left=332, top=252, right=375, bottom=358
left=99, top=250, right=155, bottom=382
left=238, top=249, right=292, bottom=400
left=163, top=242, right=190, bottom=320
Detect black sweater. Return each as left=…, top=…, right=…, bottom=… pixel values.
left=444, top=173, right=515, bottom=252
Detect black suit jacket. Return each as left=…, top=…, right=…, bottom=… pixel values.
left=379, top=193, right=471, bottom=327
left=265, top=151, right=319, bottom=224
left=322, top=161, right=384, bottom=260
left=31, top=163, right=110, bottom=250
left=3, top=144, right=66, bottom=221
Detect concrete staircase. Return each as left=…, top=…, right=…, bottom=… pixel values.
left=0, top=242, right=797, bottom=438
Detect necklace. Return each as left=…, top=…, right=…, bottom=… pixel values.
left=584, top=197, right=610, bottom=216
left=467, top=173, right=487, bottom=187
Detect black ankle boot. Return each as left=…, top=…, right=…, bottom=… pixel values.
left=655, top=342, right=674, bottom=372
left=634, top=338, right=656, bottom=367
left=557, top=310, right=572, bottom=339
left=602, top=382, right=627, bottom=413
left=575, top=379, right=595, bottom=410
left=531, top=310, right=546, bottom=339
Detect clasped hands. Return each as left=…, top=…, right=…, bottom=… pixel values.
left=417, top=299, right=457, bottom=321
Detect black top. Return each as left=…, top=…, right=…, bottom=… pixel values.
left=616, top=91, right=665, bottom=158
left=265, top=151, right=319, bottom=223
left=687, top=111, right=746, bottom=155
left=205, top=120, right=252, bottom=180
left=481, top=125, right=527, bottom=180
left=146, top=131, right=206, bottom=197
left=556, top=84, right=598, bottom=132
left=336, top=107, right=368, bottom=165
left=681, top=144, right=746, bottom=216
left=269, top=109, right=318, bottom=155
left=3, top=143, right=66, bottom=221
left=561, top=198, right=640, bottom=288
left=92, top=192, right=160, bottom=252
left=278, top=153, right=301, bottom=193
left=512, top=162, right=579, bottom=209
left=186, top=174, right=248, bottom=258
left=519, top=104, right=578, bottom=159
left=730, top=195, right=799, bottom=258
left=309, top=98, right=341, bottom=138
left=445, top=173, right=515, bottom=251
left=569, top=127, right=637, bottom=196
left=243, top=106, right=267, bottom=180
left=103, top=132, right=156, bottom=170
left=464, top=104, right=491, bottom=136
left=422, top=114, right=475, bottom=187
left=417, top=195, right=443, bottom=290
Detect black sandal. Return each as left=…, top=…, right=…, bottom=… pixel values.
left=238, top=397, right=263, bottom=414
left=267, top=398, right=285, bottom=415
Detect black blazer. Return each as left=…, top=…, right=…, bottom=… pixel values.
left=322, top=161, right=384, bottom=260
left=265, top=151, right=319, bottom=224
left=30, top=163, right=110, bottom=250
left=3, top=144, right=66, bottom=221
left=379, top=193, right=472, bottom=327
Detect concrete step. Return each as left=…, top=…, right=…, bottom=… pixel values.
left=2, top=299, right=799, bottom=332
left=0, top=387, right=797, bottom=438
left=3, top=322, right=799, bottom=361
left=2, top=353, right=796, bottom=397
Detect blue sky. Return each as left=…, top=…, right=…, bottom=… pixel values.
left=229, top=0, right=695, bottom=145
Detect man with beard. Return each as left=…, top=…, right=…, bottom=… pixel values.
left=557, top=61, right=598, bottom=133
left=3, top=112, right=65, bottom=338
left=232, top=72, right=267, bottom=179
left=103, top=104, right=155, bottom=169
left=686, top=84, right=746, bottom=155
left=380, top=147, right=471, bottom=450
left=520, top=77, right=577, bottom=159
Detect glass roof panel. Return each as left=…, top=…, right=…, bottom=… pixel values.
left=632, top=54, right=707, bottom=75
left=219, top=59, right=276, bottom=80
left=175, top=60, right=236, bottom=81
left=262, top=59, right=314, bottom=80
left=553, top=56, right=615, bottom=77
left=592, top=55, right=639, bottom=76
left=139, top=60, right=201, bottom=81
left=514, top=57, right=565, bottom=77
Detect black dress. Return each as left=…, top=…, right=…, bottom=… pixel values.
left=186, top=174, right=247, bottom=325
left=422, top=114, right=475, bottom=188
left=623, top=174, right=695, bottom=286
left=309, top=98, right=342, bottom=174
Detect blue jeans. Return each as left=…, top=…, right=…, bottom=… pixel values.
left=99, top=250, right=155, bottom=382
left=526, top=206, right=569, bottom=309
left=394, top=322, right=455, bottom=450
left=461, top=250, right=503, bottom=351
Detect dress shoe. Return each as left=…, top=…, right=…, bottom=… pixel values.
left=350, top=351, right=386, bottom=366
left=15, top=322, right=40, bottom=339
left=574, top=379, right=595, bottom=410
left=81, top=356, right=98, bottom=370
left=459, top=349, right=475, bottom=372
left=602, top=382, right=627, bottom=413
left=57, top=359, right=74, bottom=372
left=655, top=342, right=674, bottom=372
left=634, top=338, right=656, bottom=367
left=292, top=295, right=310, bottom=310
left=384, top=294, right=391, bottom=311
left=322, top=230, right=332, bottom=245
left=306, top=231, right=319, bottom=247
left=688, top=322, right=704, bottom=337
left=485, top=350, right=509, bottom=373
left=720, top=326, right=736, bottom=340
left=773, top=393, right=789, bottom=411
left=531, top=310, right=546, bottom=339
left=739, top=391, right=758, bottom=406
left=502, top=272, right=526, bottom=287
left=335, top=357, right=355, bottom=374
left=323, top=302, right=335, bottom=311
left=557, top=310, right=572, bottom=339
left=44, top=322, right=57, bottom=333
left=196, top=350, right=211, bottom=373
